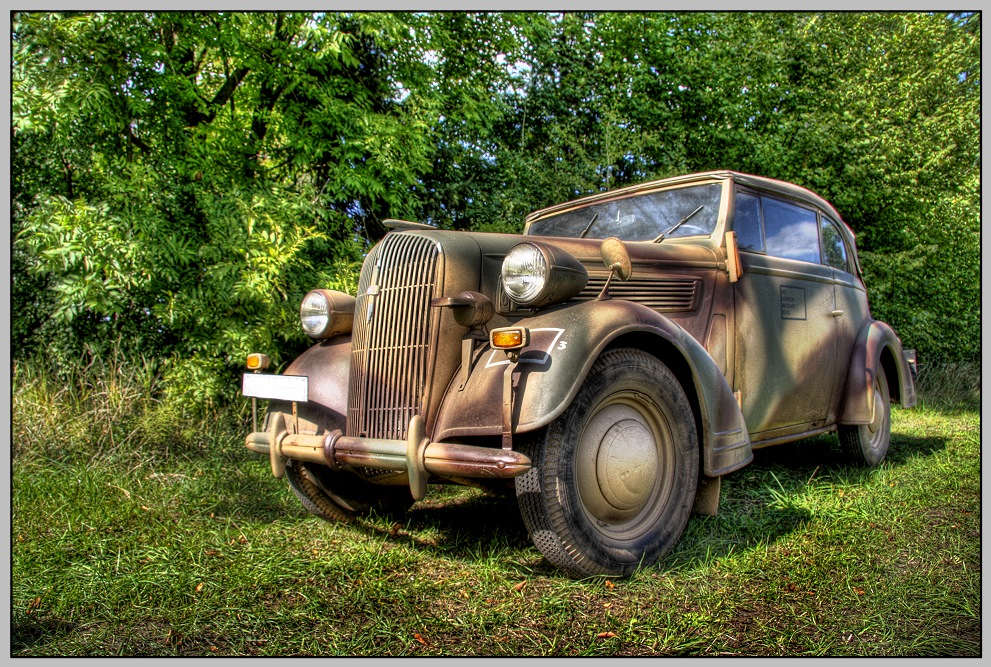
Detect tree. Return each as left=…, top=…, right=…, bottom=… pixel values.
left=13, top=12, right=446, bottom=404
left=12, top=11, right=979, bottom=411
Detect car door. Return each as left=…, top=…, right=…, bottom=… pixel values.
left=731, top=191, right=838, bottom=438
left=820, top=215, right=870, bottom=423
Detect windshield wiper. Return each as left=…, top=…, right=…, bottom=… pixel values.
left=578, top=212, right=599, bottom=239
left=652, top=205, right=704, bottom=243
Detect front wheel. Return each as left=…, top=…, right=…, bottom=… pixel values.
left=285, top=460, right=414, bottom=523
left=515, top=348, right=699, bottom=577
left=838, top=365, right=891, bottom=466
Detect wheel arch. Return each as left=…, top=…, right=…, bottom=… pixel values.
left=432, top=299, right=752, bottom=478
left=839, top=319, right=917, bottom=425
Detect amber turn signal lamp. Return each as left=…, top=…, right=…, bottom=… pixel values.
left=490, top=327, right=529, bottom=351
left=246, top=353, right=270, bottom=371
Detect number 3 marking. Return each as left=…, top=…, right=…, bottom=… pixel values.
left=557, top=341, right=568, bottom=350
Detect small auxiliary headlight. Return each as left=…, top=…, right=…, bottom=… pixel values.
left=300, top=289, right=356, bottom=340
left=246, top=353, right=270, bottom=370
left=490, top=327, right=530, bottom=350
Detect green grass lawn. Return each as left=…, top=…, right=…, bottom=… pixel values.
left=11, top=403, right=980, bottom=656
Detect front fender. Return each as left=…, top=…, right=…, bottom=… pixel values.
left=279, top=335, right=351, bottom=426
left=432, top=300, right=752, bottom=477
left=839, top=320, right=917, bottom=425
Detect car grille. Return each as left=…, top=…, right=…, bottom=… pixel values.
left=347, top=233, right=442, bottom=441
left=574, top=276, right=701, bottom=311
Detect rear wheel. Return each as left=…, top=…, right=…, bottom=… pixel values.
left=838, top=365, right=891, bottom=466
left=515, top=348, right=699, bottom=577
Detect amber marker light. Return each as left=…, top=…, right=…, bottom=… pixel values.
left=246, top=353, right=270, bottom=371
left=490, top=327, right=529, bottom=350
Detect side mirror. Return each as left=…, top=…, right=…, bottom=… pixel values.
left=597, top=237, right=633, bottom=300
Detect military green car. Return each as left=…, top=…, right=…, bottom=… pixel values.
left=242, top=170, right=917, bottom=577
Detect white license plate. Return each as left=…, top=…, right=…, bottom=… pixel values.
left=242, top=374, right=308, bottom=402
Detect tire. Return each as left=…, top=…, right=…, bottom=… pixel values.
left=285, top=460, right=414, bottom=523
left=838, top=365, right=891, bottom=466
left=515, top=348, right=700, bottom=577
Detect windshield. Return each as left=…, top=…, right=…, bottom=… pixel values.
left=527, top=183, right=723, bottom=241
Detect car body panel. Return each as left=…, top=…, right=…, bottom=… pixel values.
left=432, top=298, right=753, bottom=477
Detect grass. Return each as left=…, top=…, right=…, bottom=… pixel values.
left=10, top=358, right=981, bottom=656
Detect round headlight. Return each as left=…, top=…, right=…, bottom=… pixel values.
left=501, top=242, right=588, bottom=308
left=300, top=291, right=330, bottom=337
left=300, top=289, right=356, bottom=340
left=502, top=243, right=548, bottom=304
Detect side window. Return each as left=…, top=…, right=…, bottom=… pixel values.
left=733, top=192, right=764, bottom=252
left=821, top=217, right=850, bottom=272
left=762, top=197, right=821, bottom=264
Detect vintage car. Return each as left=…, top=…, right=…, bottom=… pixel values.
left=241, top=170, right=917, bottom=577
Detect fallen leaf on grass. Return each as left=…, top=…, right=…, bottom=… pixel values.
left=597, top=631, right=618, bottom=639
left=389, top=523, right=401, bottom=538
left=604, top=580, right=615, bottom=589
left=26, top=597, right=41, bottom=615
left=603, top=603, right=613, bottom=609
left=414, top=633, right=429, bottom=646
left=195, top=583, right=204, bottom=592
left=141, top=506, right=151, bottom=511
left=209, top=646, right=218, bottom=652
left=513, top=581, right=527, bottom=592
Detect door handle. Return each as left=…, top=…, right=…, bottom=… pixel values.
left=831, top=310, right=845, bottom=317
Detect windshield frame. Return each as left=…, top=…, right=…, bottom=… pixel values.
left=524, top=179, right=728, bottom=243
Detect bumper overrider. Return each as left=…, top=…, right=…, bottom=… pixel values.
left=244, top=411, right=531, bottom=500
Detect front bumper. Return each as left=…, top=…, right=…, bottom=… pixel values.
left=244, top=413, right=531, bottom=500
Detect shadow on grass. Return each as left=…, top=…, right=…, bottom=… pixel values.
left=11, top=617, right=78, bottom=655
left=747, top=429, right=949, bottom=476
left=665, top=429, right=950, bottom=572
left=389, top=489, right=533, bottom=554
left=207, top=428, right=951, bottom=577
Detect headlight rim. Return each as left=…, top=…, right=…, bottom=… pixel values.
left=299, top=288, right=356, bottom=340
left=502, top=242, right=550, bottom=306
left=500, top=241, right=589, bottom=310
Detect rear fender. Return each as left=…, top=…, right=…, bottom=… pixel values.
left=839, top=320, right=917, bottom=425
left=432, top=299, right=752, bottom=477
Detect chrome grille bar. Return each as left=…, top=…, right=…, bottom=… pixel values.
left=347, top=234, right=440, bottom=440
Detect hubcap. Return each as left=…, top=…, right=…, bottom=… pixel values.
left=576, top=393, right=671, bottom=532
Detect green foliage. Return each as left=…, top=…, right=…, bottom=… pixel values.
left=12, top=11, right=449, bottom=404
left=11, top=11, right=980, bottom=410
